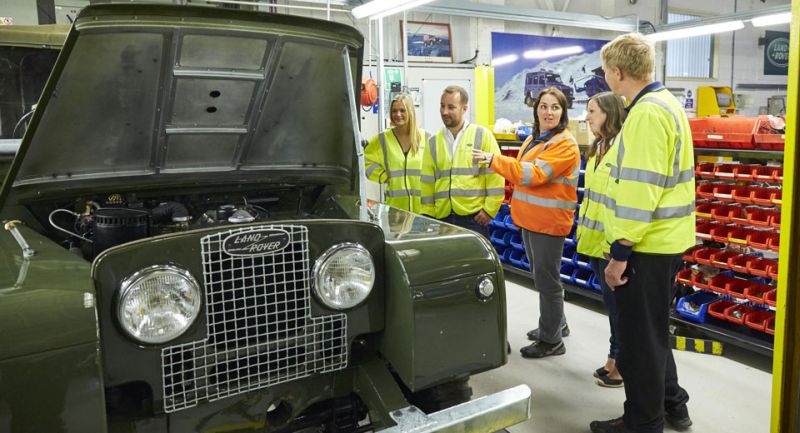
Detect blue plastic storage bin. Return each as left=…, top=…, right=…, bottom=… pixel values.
left=489, top=229, right=506, bottom=247
left=503, top=215, right=520, bottom=232
left=509, top=249, right=527, bottom=269
left=502, top=231, right=516, bottom=247
left=500, top=247, right=513, bottom=264
left=493, top=244, right=507, bottom=258
left=510, top=233, right=524, bottom=251
left=589, top=274, right=602, bottom=292
left=573, top=252, right=592, bottom=270
left=561, top=243, right=576, bottom=264
left=490, top=205, right=510, bottom=229
left=559, top=263, right=576, bottom=283
left=572, top=268, right=593, bottom=288
left=520, top=254, right=531, bottom=271
left=675, top=291, right=720, bottom=324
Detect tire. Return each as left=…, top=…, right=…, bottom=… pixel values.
left=524, top=95, right=533, bottom=107
left=408, top=377, right=473, bottom=414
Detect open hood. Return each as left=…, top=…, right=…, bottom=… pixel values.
left=4, top=4, right=363, bottom=200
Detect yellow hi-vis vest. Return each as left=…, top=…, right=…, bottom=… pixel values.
left=576, top=147, right=612, bottom=258
left=364, top=127, right=428, bottom=212
left=420, top=123, right=505, bottom=219
left=601, top=88, right=696, bottom=255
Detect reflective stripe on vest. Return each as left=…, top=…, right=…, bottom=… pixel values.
left=366, top=162, right=381, bottom=178
left=512, top=190, right=577, bottom=210
left=579, top=215, right=604, bottom=232
left=386, top=189, right=422, bottom=197
left=587, top=189, right=694, bottom=223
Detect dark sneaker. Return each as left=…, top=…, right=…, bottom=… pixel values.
left=520, top=340, right=565, bottom=358
left=594, top=367, right=610, bottom=378
left=526, top=323, right=570, bottom=341
left=595, top=374, right=624, bottom=388
left=665, top=406, right=692, bottom=431
left=590, top=417, right=633, bottom=433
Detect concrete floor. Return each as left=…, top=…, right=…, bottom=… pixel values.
left=471, top=274, right=774, bottom=433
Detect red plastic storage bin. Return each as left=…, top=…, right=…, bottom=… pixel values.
left=746, top=208, right=771, bottom=227
left=768, top=233, right=780, bottom=252
left=754, top=117, right=785, bottom=150
left=747, top=258, right=777, bottom=278
left=708, top=275, right=735, bottom=294
left=696, top=182, right=716, bottom=199
left=724, top=304, right=754, bottom=325
left=768, top=261, right=779, bottom=280
left=725, top=278, right=751, bottom=299
left=714, top=164, right=737, bottom=179
left=710, top=204, right=734, bottom=223
left=734, top=164, right=758, bottom=181
left=695, top=202, right=713, bottom=220
left=751, top=187, right=778, bottom=206
left=689, top=116, right=757, bottom=149
left=753, top=165, right=775, bottom=182
left=708, top=299, right=737, bottom=321
left=713, top=183, right=735, bottom=201
left=710, top=225, right=735, bottom=243
left=691, top=272, right=711, bottom=290
left=745, top=283, right=773, bottom=304
left=772, top=189, right=782, bottom=206
left=696, top=162, right=716, bottom=179
left=747, top=230, right=771, bottom=250
left=676, top=268, right=694, bottom=286
left=770, top=210, right=781, bottom=229
left=765, top=289, right=777, bottom=307
left=730, top=206, right=749, bottom=225
left=728, top=228, right=751, bottom=246
left=694, top=247, right=719, bottom=265
left=682, top=245, right=704, bottom=263
left=773, top=167, right=784, bottom=183
left=728, top=254, right=755, bottom=273
left=696, top=222, right=718, bottom=240
left=732, top=185, right=755, bottom=204
left=745, top=310, right=775, bottom=333
left=766, top=316, right=776, bottom=335
left=710, top=250, right=737, bottom=269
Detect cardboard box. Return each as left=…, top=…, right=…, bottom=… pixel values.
left=568, top=120, right=595, bottom=146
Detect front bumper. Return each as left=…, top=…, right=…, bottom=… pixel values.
left=381, top=385, right=531, bottom=433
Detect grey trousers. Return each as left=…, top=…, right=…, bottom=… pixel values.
left=521, top=229, right=567, bottom=345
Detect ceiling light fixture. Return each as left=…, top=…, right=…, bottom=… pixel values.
left=491, top=54, right=519, bottom=66
left=523, top=46, right=584, bottom=59
left=352, top=0, right=436, bottom=20
left=646, top=20, right=744, bottom=42
left=752, top=12, right=792, bottom=27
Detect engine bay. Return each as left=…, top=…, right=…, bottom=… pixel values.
left=26, top=187, right=318, bottom=260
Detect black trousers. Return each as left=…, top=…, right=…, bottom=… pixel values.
left=445, top=212, right=489, bottom=238
left=614, top=252, right=690, bottom=433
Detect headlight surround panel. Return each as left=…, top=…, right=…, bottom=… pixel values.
left=117, top=265, right=203, bottom=344
left=312, top=243, right=375, bottom=310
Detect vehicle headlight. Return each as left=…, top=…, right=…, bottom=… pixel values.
left=117, top=265, right=202, bottom=344
left=313, top=243, right=375, bottom=310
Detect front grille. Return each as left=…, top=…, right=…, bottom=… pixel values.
left=161, top=224, right=348, bottom=412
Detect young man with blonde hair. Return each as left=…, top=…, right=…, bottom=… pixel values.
left=590, top=33, right=695, bottom=433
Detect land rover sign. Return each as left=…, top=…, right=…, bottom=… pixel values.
left=222, top=228, right=291, bottom=256
left=765, top=30, right=790, bottom=76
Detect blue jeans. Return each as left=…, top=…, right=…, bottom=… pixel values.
left=591, top=257, right=618, bottom=359
left=445, top=212, right=489, bottom=238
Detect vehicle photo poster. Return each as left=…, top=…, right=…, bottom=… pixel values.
left=491, top=32, right=609, bottom=123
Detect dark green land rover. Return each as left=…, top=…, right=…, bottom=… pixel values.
left=0, top=4, right=529, bottom=433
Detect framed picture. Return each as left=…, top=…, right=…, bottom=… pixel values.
left=401, top=21, right=453, bottom=64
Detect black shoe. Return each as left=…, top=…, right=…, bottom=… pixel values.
left=590, top=417, right=633, bottom=433
left=595, top=374, right=624, bottom=388
left=665, top=406, right=692, bottom=431
left=594, top=367, right=610, bottom=378
left=520, top=340, right=565, bottom=358
left=526, top=323, right=570, bottom=341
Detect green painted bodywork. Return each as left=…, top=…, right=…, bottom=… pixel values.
left=0, top=4, right=509, bottom=432
left=0, top=24, right=68, bottom=49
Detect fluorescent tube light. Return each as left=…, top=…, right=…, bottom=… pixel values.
left=352, top=0, right=436, bottom=20
left=492, top=54, right=519, bottom=66
left=752, top=12, right=792, bottom=27
left=523, top=46, right=584, bottom=59
left=646, top=20, right=744, bottom=42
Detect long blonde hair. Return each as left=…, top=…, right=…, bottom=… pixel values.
left=390, top=93, right=422, bottom=155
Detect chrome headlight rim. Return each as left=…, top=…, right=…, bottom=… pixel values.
left=476, top=275, right=496, bottom=301
left=117, top=264, right=202, bottom=345
left=312, top=242, right=375, bottom=310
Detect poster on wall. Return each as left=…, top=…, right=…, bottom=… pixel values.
left=491, top=32, right=609, bottom=123
left=764, top=31, right=789, bottom=76
left=402, top=21, right=453, bottom=63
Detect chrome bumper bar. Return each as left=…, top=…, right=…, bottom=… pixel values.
left=381, top=384, right=531, bottom=433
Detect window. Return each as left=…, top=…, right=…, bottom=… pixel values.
left=665, top=12, right=716, bottom=79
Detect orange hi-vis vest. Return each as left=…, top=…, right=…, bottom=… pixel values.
left=490, top=129, right=580, bottom=237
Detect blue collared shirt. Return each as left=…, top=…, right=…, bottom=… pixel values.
left=625, top=81, right=667, bottom=113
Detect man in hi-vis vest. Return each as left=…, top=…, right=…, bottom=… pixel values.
left=420, top=85, right=504, bottom=236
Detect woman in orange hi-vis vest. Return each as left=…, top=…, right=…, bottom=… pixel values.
left=473, top=87, right=580, bottom=359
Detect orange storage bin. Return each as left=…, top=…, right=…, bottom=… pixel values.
left=696, top=182, right=716, bottom=199
left=732, top=185, right=755, bottom=204
left=773, top=167, right=784, bottom=182
left=746, top=208, right=771, bottom=227
left=711, top=225, right=735, bottom=243
left=772, top=189, right=782, bottom=206
left=676, top=268, right=694, bottom=286
left=713, top=183, right=735, bottom=201
left=710, top=250, right=737, bottom=269
left=728, top=228, right=751, bottom=246
left=753, top=165, right=775, bottom=182
left=710, top=204, right=734, bottom=223
left=696, top=222, right=718, bottom=240
left=714, top=164, right=737, bottom=179
left=766, top=316, right=776, bottom=335
left=708, top=275, right=735, bottom=294
left=747, top=258, right=774, bottom=278
left=728, top=254, right=755, bottom=273
left=770, top=210, right=781, bottom=229
left=694, top=247, right=719, bottom=265
left=695, top=202, right=713, bottom=219
left=745, top=283, right=773, bottom=304
left=768, top=261, right=779, bottom=280
left=765, top=289, right=777, bottom=307
left=726, top=278, right=751, bottom=299
left=689, top=116, right=757, bottom=149
left=682, top=245, right=704, bottom=263
left=724, top=304, right=754, bottom=325
left=748, top=231, right=771, bottom=250
left=734, top=164, right=758, bottom=181
left=768, top=233, right=780, bottom=252
left=730, top=206, right=749, bottom=225
left=696, top=162, right=716, bottom=179
left=708, top=299, right=737, bottom=321
left=691, top=272, right=711, bottom=290
left=751, top=187, right=778, bottom=207
left=745, top=310, right=775, bottom=333
left=754, top=117, right=785, bottom=150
